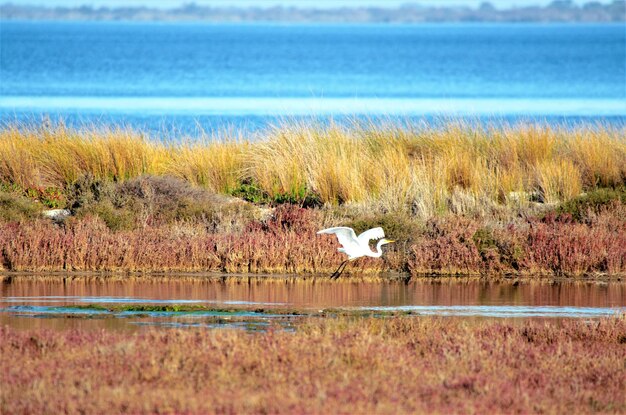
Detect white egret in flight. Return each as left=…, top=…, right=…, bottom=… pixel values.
left=317, top=227, right=395, bottom=279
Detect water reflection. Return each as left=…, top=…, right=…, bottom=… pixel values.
left=2, top=278, right=624, bottom=308
left=1, top=277, right=624, bottom=330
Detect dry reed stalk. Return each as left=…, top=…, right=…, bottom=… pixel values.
left=0, top=122, right=624, bottom=216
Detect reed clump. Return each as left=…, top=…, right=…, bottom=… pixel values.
left=0, top=122, right=624, bottom=217
left=1, top=317, right=624, bottom=414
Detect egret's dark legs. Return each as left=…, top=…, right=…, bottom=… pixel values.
left=330, top=260, right=350, bottom=279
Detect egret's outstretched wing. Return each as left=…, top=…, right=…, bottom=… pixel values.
left=357, top=227, right=385, bottom=246
left=317, top=227, right=360, bottom=252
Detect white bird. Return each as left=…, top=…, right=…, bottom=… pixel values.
left=317, top=226, right=395, bottom=279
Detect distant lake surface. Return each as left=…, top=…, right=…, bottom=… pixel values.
left=1, top=22, right=625, bottom=134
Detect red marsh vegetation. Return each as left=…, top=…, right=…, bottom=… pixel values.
left=0, top=202, right=624, bottom=277
left=0, top=122, right=624, bottom=277
left=1, top=317, right=625, bottom=414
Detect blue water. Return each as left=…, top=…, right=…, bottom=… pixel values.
left=1, top=280, right=625, bottom=330
left=0, top=296, right=626, bottom=327
left=4, top=303, right=624, bottom=319
left=1, top=22, right=625, bottom=134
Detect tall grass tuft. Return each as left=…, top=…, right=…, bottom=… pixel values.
left=161, top=139, right=246, bottom=193
left=0, top=121, right=624, bottom=218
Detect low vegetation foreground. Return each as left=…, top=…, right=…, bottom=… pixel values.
left=1, top=317, right=625, bottom=414
left=0, top=121, right=624, bottom=277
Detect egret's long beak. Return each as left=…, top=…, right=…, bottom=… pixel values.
left=385, top=239, right=395, bottom=244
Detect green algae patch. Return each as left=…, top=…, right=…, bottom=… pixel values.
left=68, top=304, right=305, bottom=315
left=54, top=304, right=417, bottom=318
left=316, top=308, right=418, bottom=318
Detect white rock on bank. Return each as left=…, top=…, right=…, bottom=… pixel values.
left=42, top=209, right=71, bottom=221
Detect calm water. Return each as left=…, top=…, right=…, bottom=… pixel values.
left=1, top=22, right=625, bottom=134
left=1, top=278, right=624, bottom=330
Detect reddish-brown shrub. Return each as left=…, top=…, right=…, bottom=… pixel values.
left=0, top=204, right=623, bottom=277
left=0, top=208, right=342, bottom=273
left=515, top=207, right=626, bottom=276
left=407, top=216, right=482, bottom=275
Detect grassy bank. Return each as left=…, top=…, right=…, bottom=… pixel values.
left=1, top=202, right=624, bottom=276
left=0, top=122, right=624, bottom=277
left=2, top=121, right=624, bottom=212
left=2, top=316, right=625, bottom=414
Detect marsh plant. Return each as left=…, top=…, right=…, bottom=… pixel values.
left=1, top=317, right=624, bottom=414
left=0, top=121, right=623, bottom=216
left=0, top=121, right=623, bottom=277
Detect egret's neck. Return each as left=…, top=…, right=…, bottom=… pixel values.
left=369, top=240, right=386, bottom=258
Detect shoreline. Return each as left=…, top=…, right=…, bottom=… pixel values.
left=1, top=271, right=624, bottom=283
left=0, top=122, right=623, bottom=279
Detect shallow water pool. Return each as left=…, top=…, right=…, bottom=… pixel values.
left=1, top=276, right=624, bottom=330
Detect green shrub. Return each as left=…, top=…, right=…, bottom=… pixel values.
left=24, top=186, right=66, bottom=209
left=556, top=187, right=626, bottom=222
left=347, top=213, right=421, bottom=245
left=472, top=227, right=523, bottom=271
left=230, top=181, right=321, bottom=208
left=66, top=174, right=115, bottom=212
left=230, top=182, right=271, bottom=204
left=68, top=174, right=257, bottom=231
left=0, top=182, right=66, bottom=209
left=0, top=192, right=42, bottom=222
left=90, top=202, right=136, bottom=231
left=66, top=175, right=125, bottom=229
left=472, top=228, right=498, bottom=253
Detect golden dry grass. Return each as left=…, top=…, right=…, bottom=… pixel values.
left=0, top=121, right=623, bottom=217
